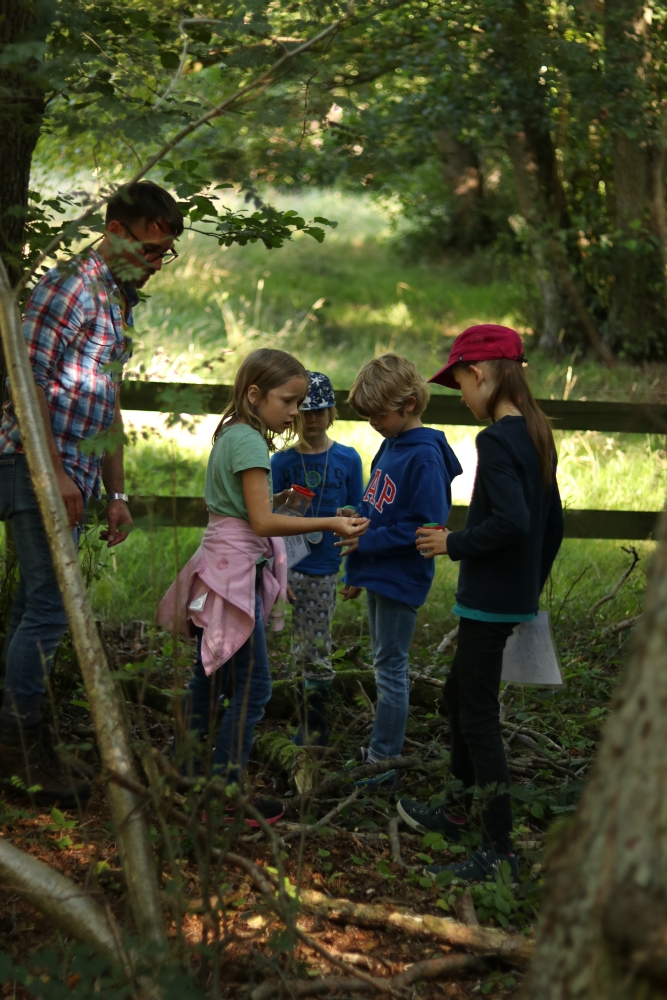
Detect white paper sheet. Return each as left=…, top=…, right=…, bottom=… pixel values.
left=501, top=611, right=563, bottom=686
left=284, top=533, right=311, bottom=570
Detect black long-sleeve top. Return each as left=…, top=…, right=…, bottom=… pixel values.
left=447, top=416, right=564, bottom=616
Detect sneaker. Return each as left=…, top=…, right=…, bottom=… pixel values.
left=343, top=750, right=404, bottom=792
left=0, top=724, right=92, bottom=807
left=397, top=797, right=470, bottom=842
left=425, top=845, right=519, bottom=884
left=225, top=794, right=286, bottom=828
left=354, top=770, right=403, bottom=792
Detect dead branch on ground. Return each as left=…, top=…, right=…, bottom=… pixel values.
left=454, top=890, right=480, bottom=927
left=299, top=890, right=534, bottom=966
left=251, top=954, right=482, bottom=1000
left=601, top=614, right=642, bottom=637
left=437, top=626, right=459, bottom=654
left=588, top=546, right=640, bottom=626
left=0, top=838, right=130, bottom=970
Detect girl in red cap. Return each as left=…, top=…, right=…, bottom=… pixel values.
left=397, top=325, right=563, bottom=883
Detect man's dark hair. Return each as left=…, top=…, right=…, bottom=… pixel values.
left=106, top=180, right=184, bottom=237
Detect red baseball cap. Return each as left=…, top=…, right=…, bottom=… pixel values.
left=429, top=324, right=525, bottom=389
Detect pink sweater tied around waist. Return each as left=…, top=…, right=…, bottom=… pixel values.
left=155, top=514, right=287, bottom=675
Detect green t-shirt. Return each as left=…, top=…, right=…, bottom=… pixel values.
left=205, top=423, right=273, bottom=520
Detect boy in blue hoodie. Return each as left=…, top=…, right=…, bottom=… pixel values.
left=338, top=354, right=462, bottom=781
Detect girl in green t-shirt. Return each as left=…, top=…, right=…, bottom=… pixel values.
left=184, top=348, right=368, bottom=826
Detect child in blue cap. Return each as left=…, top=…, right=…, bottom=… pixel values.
left=271, top=372, right=363, bottom=744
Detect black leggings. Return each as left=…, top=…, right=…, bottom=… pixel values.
left=442, top=617, right=517, bottom=855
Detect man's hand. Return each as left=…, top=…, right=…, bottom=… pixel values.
left=415, top=526, right=450, bottom=559
left=100, top=499, right=133, bottom=547
left=340, top=584, right=363, bottom=602
left=335, top=536, right=359, bottom=555
left=57, top=470, right=84, bottom=529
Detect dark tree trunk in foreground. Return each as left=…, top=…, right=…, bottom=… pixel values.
left=606, top=0, right=667, bottom=359
left=519, top=512, right=667, bottom=999
left=0, top=0, right=49, bottom=288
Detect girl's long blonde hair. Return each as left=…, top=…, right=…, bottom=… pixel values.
left=214, top=348, right=308, bottom=450
left=457, top=358, right=555, bottom=485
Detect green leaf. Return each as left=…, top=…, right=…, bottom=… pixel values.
left=435, top=897, right=450, bottom=911
left=418, top=876, right=432, bottom=888
left=50, top=807, right=66, bottom=827
left=318, top=848, right=331, bottom=858
left=160, top=51, right=181, bottom=69
left=351, top=855, right=365, bottom=865
left=305, top=226, right=325, bottom=243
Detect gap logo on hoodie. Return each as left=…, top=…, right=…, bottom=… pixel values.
left=345, top=427, right=462, bottom=607
left=364, top=469, right=397, bottom=512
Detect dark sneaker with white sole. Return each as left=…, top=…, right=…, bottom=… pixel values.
left=425, top=845, right=519, bottom=884
left=397, top=797, right=470, bottom=842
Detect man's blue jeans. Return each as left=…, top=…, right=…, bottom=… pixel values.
left=187, top=590, right=272, bottom=779
left=0, top=453, right=83, bottom=731
left=366, top=590, right=418, bottom=763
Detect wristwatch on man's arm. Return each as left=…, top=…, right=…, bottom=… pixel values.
left=106, top=492, right=129, bottom=504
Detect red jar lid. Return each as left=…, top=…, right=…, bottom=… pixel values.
left=291, top=483, right=316, bottom=498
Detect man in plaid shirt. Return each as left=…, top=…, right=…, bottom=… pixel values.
left=0, top=181, right=183, bottom=804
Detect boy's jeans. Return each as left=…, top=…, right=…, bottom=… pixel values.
left=366, top=590, right=418, bottom=763
left=0, top=454, right=84, bottom=732
left=186, top=590, right=272, bottom=778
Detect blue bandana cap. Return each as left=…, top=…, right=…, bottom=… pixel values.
left=301, top=371, right=336, bottom=410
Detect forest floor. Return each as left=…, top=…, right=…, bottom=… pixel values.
left=0, top=189, right=663, bottom=996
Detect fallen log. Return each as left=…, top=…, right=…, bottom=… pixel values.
left=119, top=668, right=442, bottom=722
left=251, top=954, right=481, bottom=1000
left=309, top=754, right=444, bottom=801
left=0, top=837, right=129, bottom=970
left=299, top=890, right=533, bottom=966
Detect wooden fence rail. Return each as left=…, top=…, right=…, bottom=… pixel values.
left=115, top=381, right=665, bottom=540
left=88, top=497, right=662, bottom=541
left=121, top=380, right=667, bottom=434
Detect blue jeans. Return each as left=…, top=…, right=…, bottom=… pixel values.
left=366, top=590, right=418, bottom=763
left=187, top=590, right=272, bottom=779
left=0, top=453, right=84, bottom=731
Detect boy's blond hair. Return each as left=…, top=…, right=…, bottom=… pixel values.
left=348, top=353, right=430, bottom=417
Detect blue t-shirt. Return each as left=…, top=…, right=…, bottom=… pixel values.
left=271, top=441, right=364, bottom=575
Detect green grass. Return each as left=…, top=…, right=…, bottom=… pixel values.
left=127, top=188, right=667, bottom=402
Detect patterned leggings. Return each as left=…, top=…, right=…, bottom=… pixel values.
left=288, top=570, right=338, bottom=676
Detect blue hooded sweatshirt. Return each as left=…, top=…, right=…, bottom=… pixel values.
left=345, top=427, right=462, bottom=606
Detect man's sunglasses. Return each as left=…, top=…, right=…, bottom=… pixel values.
left=122, top=224, right=179, bottom=264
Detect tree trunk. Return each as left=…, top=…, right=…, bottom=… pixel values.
left=0, top=262, right=168, bottom=953
left=518, top=510, right=667, bottom=999
left=506, top=132, right=565, bottom=353
left=435, top=131, right=490, bottom=249
left=606, top=0, right=667, bottom=359
left=0, top=0, right=49, bottom=287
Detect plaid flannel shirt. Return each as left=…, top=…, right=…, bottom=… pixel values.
left=0, top=250, right=133, bottom=500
